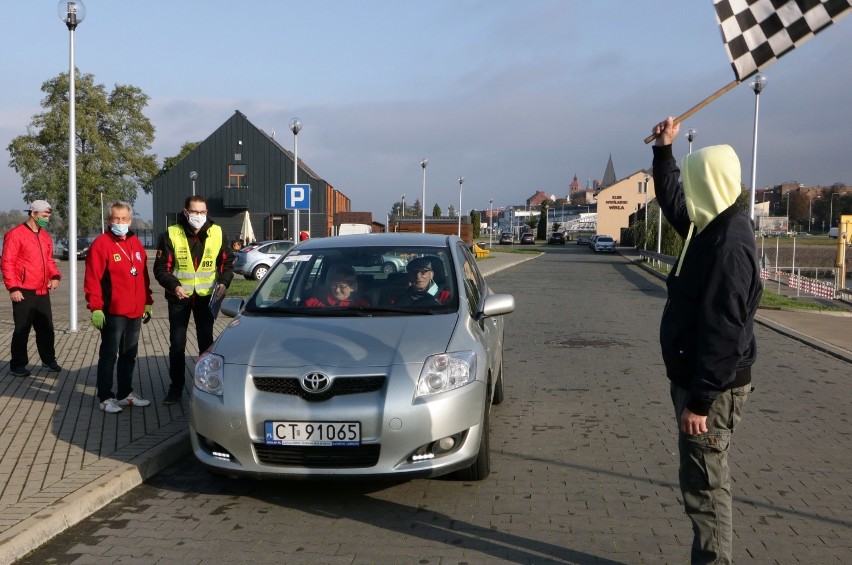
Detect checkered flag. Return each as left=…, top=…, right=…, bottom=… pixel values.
left=714, top=0, right=852, bottom=81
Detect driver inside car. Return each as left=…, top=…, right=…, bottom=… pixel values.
left=305, top=265, right=370, bottom=307
left=389, top=257, right=451, bottom=306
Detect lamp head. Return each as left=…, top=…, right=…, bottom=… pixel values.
left=750, top=74, right=767, bottom=94
left=289, top=118, right=302, bottom=135
left=58, top=1, right=86, bottom=29
left=686, top=128, right=696, bottom=142
left=189, top=171, right=198, bottom=181
left=459, top=176, right=464, bottom=185
left=421, top=158, right=428, bottom=169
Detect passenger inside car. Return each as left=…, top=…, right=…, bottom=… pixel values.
left=305, top=264, right=370, bottom=307
left=388, top=256, right=451, bottom=306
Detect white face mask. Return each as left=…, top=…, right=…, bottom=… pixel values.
left=110, top=223, right=130, bottom=236
left=187, top=214, right=206, bottom=230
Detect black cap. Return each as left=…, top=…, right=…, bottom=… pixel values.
left=407, top=257, right=433, bottom=272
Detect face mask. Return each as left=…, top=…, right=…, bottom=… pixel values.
left=187, top=214, right=206, bottom=230
left=35, top=217, right=49, bottom=229
left=110, top=223, right=130, bottom=236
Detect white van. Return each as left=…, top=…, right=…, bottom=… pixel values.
left=338, top=223, right=372, bottom=236
left=828, top=227, right=838, bottom=239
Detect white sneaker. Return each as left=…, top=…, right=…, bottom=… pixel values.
left=100, top=398, right=123, bottom=413
left=117, top=391, right=151, bottom=407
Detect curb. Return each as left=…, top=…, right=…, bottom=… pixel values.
left=0, top=424, right=190, bottom=564
left=479, top=252, right=542, bottom=277
left=622, top=251, right=852, bottom=365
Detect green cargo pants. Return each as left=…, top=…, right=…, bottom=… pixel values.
left=671, top=383, right=750, bottom=565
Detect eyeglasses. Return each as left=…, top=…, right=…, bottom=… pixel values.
left=186, top=209, right=207, bottom=216
left=332, top=282, right=353, bottom=290
left=408, top=269, right=432, bottom=276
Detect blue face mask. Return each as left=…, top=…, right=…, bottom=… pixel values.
left=110, top=223, right=130, bottom=236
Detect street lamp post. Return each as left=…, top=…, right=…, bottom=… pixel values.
left=289, top=118, right=302, bottom=240
left=401, top=194, right=406, bottom=217
left=643, top=173, right=650, bottom=249
left=489, top=199, right=493, bottom=248
left=98, top=187, right=105, bottom=233
left=458, top=177, right=464, bottom=238
left=809, top=195, right=814, bottom=232
left=748, top=74, right=767, bottom=221
left=59, top=0, right=86, bottom=332
left=420, top=159, right=428, bottom=233
left=686, top=128, right=697, bottom=154
left=830, top=192, right=840, bottom=229
left=189, top=170, right=197, bottom=196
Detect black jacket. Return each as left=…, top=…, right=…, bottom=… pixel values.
left=153, top=215, right=235, bottom=303
left=653, top=144, right=762, bottom=415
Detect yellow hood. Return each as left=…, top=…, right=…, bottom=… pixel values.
left=681, top=145, right=741, bottom=233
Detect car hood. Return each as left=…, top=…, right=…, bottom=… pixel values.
left=214, top=313, right=459, bottom=369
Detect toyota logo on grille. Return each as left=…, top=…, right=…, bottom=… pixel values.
left=301, top=372, right=331, bottom=393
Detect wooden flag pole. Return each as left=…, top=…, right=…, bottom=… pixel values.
left=644, top=79, right=739, bottom=144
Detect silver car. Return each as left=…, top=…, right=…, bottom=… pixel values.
left=233, top=240, right=294, bottom=280
left=191, top=233, right=515, bottom=480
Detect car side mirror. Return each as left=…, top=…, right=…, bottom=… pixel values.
left=479, top=293, right=515, bottom=318
left=220, top=297, right=245, bottom=318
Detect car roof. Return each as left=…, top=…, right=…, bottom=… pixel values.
left=295, top=233, right=456, bottom=250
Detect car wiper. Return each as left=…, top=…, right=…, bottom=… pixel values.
left=350, top=306, right=439, bottom=315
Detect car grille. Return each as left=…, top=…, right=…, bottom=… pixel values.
left=253, top=376, right=386, bottom=402
left=254, top=444, right=381, bottom=468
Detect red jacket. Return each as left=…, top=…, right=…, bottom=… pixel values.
left=1, top=223, right=61, bottom=295
left=84, top=231, right=153, bottom=317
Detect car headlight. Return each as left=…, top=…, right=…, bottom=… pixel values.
left=415, top=351, right=477, bottom=399
left=195, top=353, right=224, bottom=395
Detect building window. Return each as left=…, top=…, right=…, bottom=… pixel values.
left=228, top=164, right=248, bottom=188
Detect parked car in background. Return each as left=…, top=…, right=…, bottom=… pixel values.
left=520, top=232, right=535, bottom=245
left=58, top=237, right=92, bottom=260
left=547, top=232, right=566, bottom=245
left=499, top=232, right=513, bottom=245
left=593, top=236, right=616, bottom=253
left=576, top=234, right=591, bottom=245
left=233, top=240, right=294, bottom=280
left=191, top=233, right=515, bottom=481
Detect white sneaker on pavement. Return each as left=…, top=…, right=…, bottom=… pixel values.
left=100, top=398, right=123, bottom=414
left=117, top=391, right=151, bottom=407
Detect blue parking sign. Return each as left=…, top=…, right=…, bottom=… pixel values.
left=285, top=184, right=311, bottom=210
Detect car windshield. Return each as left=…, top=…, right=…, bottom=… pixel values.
left=245, top=244, right=459, bottom=316
left=598, top=237, right=614, bottom=243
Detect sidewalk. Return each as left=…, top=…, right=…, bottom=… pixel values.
left=1, top=248, right=848, bottom=563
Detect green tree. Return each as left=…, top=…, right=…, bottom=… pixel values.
left=432, top=203, right=442, bottom=218
left=7, top=70, right=158, bottom=234
left=536, top=201, right=550, bottom=240
left=0, top=210, right=27, bottom=234
left=154, top=141, right=200, bottom=179
left=470, top=209, right=481, bottom=239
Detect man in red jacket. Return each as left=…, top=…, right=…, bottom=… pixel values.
left=1, top=200, right=63, bottom=377
left=84, top=201, right=154, bottom=414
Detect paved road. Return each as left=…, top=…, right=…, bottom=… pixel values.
left=17, top=246, right=852, bottom=564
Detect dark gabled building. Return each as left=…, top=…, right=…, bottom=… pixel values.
left=149, top=110, right=350, bottom=244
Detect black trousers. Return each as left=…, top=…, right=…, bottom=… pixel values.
left=167, top=295, right=214, bottom=393
left=11, top=290, right=56, bottom=370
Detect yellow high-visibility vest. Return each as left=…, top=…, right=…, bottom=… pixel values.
left=168, top=224, right=222, bottom=296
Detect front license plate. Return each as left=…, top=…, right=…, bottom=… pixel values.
left=264, top=421, right=361, bottom=446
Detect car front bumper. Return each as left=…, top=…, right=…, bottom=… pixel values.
left=189, top=364, right=488, bottom=479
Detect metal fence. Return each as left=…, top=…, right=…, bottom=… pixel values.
left=637, top=248, right=850, bottom=302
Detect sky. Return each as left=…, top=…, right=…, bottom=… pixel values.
left=2, top=1, right=851, bottom=223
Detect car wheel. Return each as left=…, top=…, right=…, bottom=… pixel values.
left=252, top=265, right=269, bottom=280
left=454, top=403, right=490, bottom=481
left=381, top=262, right=396, bottom=274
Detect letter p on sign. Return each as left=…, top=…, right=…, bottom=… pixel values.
left=285, top=184, right=311, bottom=210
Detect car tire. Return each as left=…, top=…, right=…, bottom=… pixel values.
left=252, top=265, right=269, bottom=280
left=454, top=403, right=490, bottom=481
left=381, top=262, right=396, bottom=274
